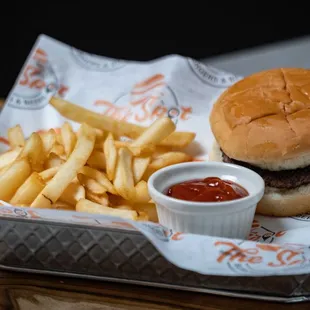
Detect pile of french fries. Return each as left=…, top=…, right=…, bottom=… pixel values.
left=0, top=97, right=195, bottom=222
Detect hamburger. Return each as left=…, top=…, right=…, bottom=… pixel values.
left=209, top=68, right=310, bottom=217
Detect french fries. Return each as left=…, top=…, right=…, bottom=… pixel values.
left=0, top=97, right=195, bottom=223
left=50, top=97, right=196, bottom=148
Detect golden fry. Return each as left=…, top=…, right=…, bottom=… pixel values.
left=87, top=151, right=106, bottom=170
left=0, top=147, right=23, bottom=170
left=39, top=129, right=57, bottom=154
left=77, top=173, right=107, bottom=195
left=104, top=132, right=117, bottom=181
left=113, top=148, right=136, bottom=200
left=31, top=123, right=96, bottom=209
left=79, top=166, right=116, bottom=194
left=19, top=132, right=45, bottom=172
left=85, top=190, right=109, bottom=206
left=8, top=125, right=25, bottom=148
left=129, top=117, right=176, bottom=156
left=10, top=172, right=45, bottom=206
left=49, top=97, right=195, bottom=147
left=61, top=122, right=77, bottom=158
left=39, top=167, right=60, bottom=181
left=76, top=199, right=139, bottom=220
left=0, top=158, right=31, bottom=201
left=59, top=182, right=85, bottom=206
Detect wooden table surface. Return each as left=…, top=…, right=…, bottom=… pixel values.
left=0, top=270, right=308, bottom=310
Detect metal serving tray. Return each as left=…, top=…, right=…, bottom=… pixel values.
left=0, top=216, right=309, bottom=303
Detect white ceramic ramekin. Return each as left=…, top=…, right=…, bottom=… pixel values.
left=148, top=162, right=265, bottom=239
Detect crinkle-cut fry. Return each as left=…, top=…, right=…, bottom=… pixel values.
left=61, top=121, right=77, bottom=158
left=79, top=166, right=116, bottom=194
left=113, top=147, right=136, bottom=201
left=0, top=147, right=22, bottom=170
left=144, top=152, right=192, bottom=179
left=59, top=182, right=85, bottom=206
left=52, top=201, right=75, bottom=211
left=49, top=97, right=195, bottom=147
left=39, top=166, right=60, bottom=181
left=87, top=151, right=106, bottom=170
left=8, top=125, right=25, bottom=148
left=31, top=123, right=96, bottom=209
left=44, top=153, right=64, bottom=169
left=134, top=180, right=151, bottom=203
left=39, top=129, right=57, bottom=154
left=77, top=173, right=107, bottom=195
left=10, top=172, right=45, bottom=206
left=129, top=117, right=176, bottom=156
left=0, top=158, right=31, bottom=201
left=133, top=156, right=151, bottom=184
left=76, top=199, right=139, bottom=220
left=19, top=132, right=45, bottom=172
left=85, top=190, right=109, bottom=206
left=104, top=132, right=117, bottom=181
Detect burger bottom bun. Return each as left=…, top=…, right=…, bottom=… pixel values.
left=209, top=140, right=310, bottom=217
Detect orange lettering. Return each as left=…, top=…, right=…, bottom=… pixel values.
left=171, top=232, right=183, bottom=241
left=275, top=231, right=286, bottom=237
left=58, top=85, right=69, bottom=97
left=180, top=106, right=192, bottom=120
left=268, top=249, right=304, bottom=267
left=135, top=101, right=150, bottom=122
left=215, top=241, right=262, bottom=264
left=256, top=244, right=281, bottom=252
left=29, top=79, right=45, bottom=89
left=26, top=209, right=41, bottom=219
left=19, top=65, right=38, bottom=86
left=151, top=106, right=167, bottom=120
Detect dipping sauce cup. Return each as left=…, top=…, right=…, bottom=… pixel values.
left=148, top=162, right=265, bottom=239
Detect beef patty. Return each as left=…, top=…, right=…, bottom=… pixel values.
left=221, top=150, right=310, bottom=189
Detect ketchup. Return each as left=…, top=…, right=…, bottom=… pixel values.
left=166, top=177, right=249, bottom=203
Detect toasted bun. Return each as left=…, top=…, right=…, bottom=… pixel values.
left=209, top=141, right=310, bottom=216
left=210, top=68, right=310, bottom=171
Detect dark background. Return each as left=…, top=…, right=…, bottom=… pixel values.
left=1, top=20, right=309, bottom=98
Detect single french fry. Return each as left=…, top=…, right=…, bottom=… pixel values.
left=79, top=166, right=116, bottom=194
left=59, top=182, right=85, bottom=206
left=0, top=147, right=23, bottom=170
left=10, top=172, right=45, bottom=206
left=144, top=152, right=192, bottom=179
left=104, top=132, right=117, bottom=181
left=44, top=153, right=64, bottom=169
left=86, top=190, right=109, bottom=206
left=39, top=129, right=57, bottom=154
left=129, top=117, right=176, bottom=156
left=52, top=201, right=75, bottom=211
left=39, top=166, right=60, bottom=181
left=31, top=123, right=96, bottom=209
left=76, top=199, right=139, bottom=220
left=0, top=158, right=31, bottom=201
left=61, top=122, right=77, bottom=158
left=113, top=148, right=136, bottom=200
left=133, top=156, right=151, bottom=183
left=134, top=180, right=151, bottom=203
left=77, top=173, right=107, bottom=195
left=49, top=97, right=195, bottom=147
left=8, top=125, right=25, bottom=148
left=19, top=132, right=45, bottom=172
left=87, top=151, right=106, bottom=170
